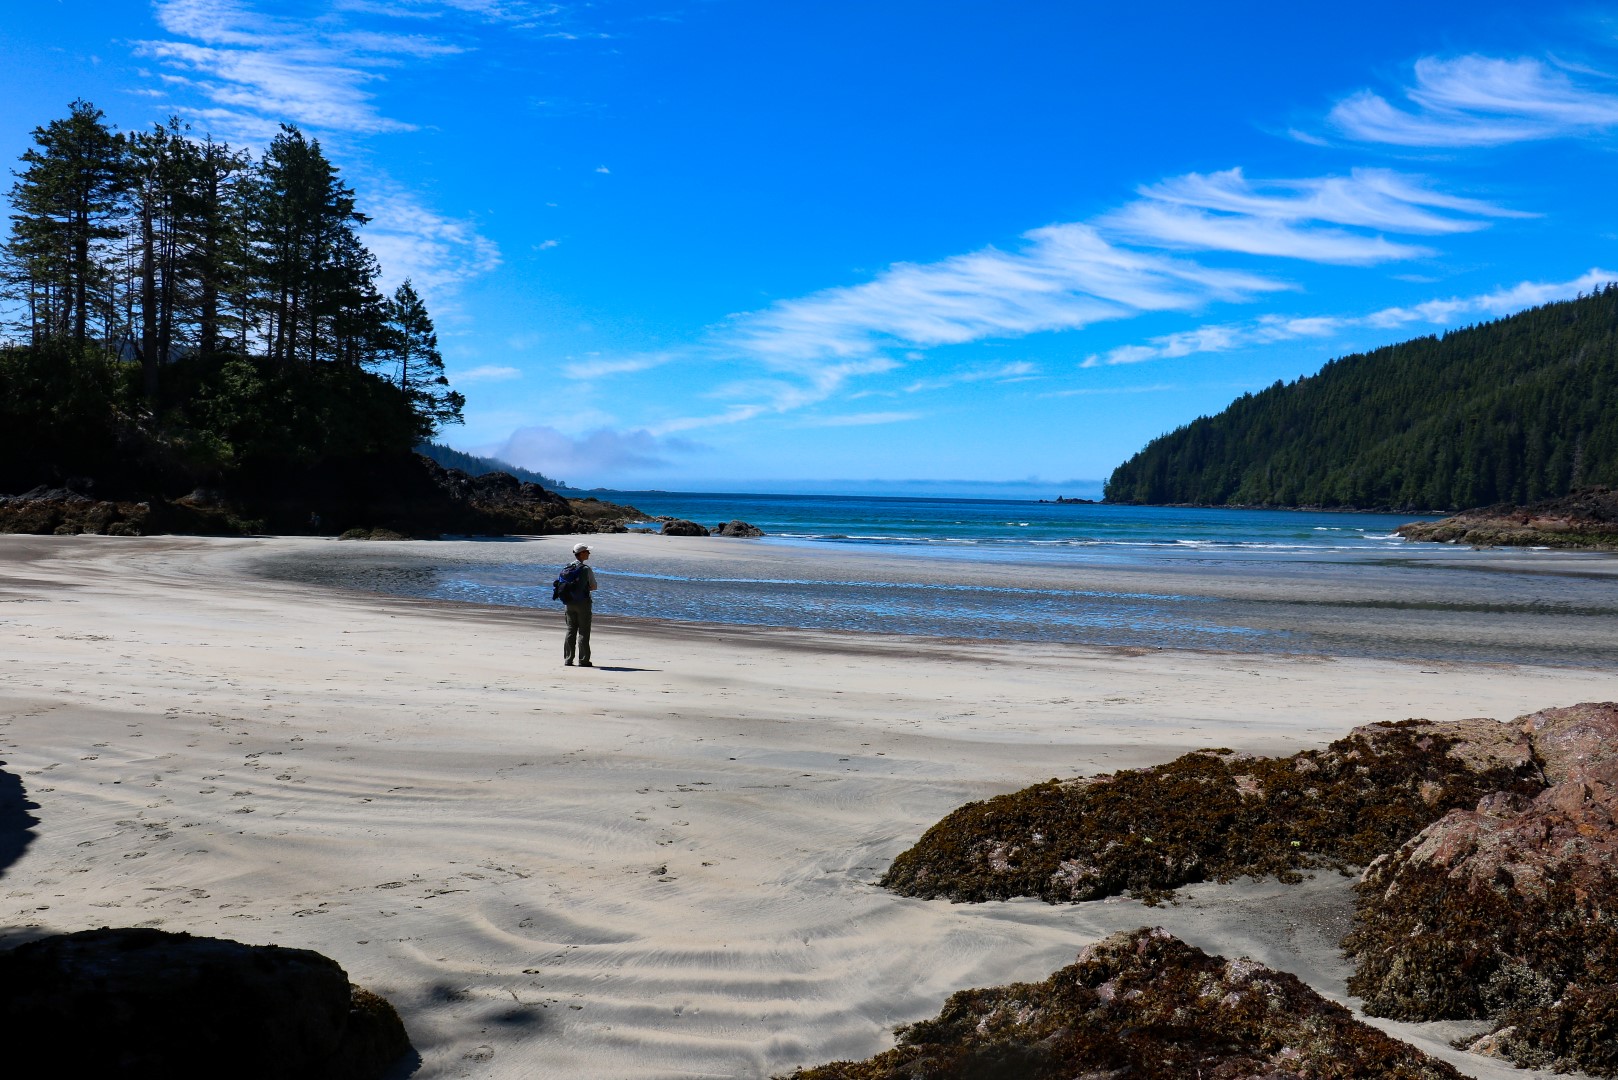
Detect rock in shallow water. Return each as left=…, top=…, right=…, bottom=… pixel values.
left=0, top=927, right=411, bottom=1080
left=784, top=926, right=1464, bottom=1080
left=659, top=518, right=711, bottom=536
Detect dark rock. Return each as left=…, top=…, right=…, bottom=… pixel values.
left=1344, top=703, right=1618, bottom=1077
left=714, top=520, right=764, bottom=538
left=0, top=488, right=153, bottom=536
left=882, top=717, right=1541, bottom=905
left=785, top=927, right=1463, bottom=1080
left=1396, top=486, right=1618, bottom=549
left=338, top=528, right=413, bottom=542
left=0, top=758, right=39, bottom=877
left=0, top=927, right=410, bottom=1080
left=660, top=518, right=711, bottom=537
left=0, top=454, right=645, bottom=539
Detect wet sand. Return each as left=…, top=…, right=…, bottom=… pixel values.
left=1, top=533, right=1613, bottom=1079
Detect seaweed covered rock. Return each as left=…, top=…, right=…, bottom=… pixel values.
left=715, top=519, right=764, bottom=537
left=1396, top=486, right=1618, bottom=549
left=0, top=486, right=154, bottom=536
left=1345, top=702, right=1618, bottom=1077
left=786, top=927, right=1463, bottom=1080
left=660, top=518, right=711, bottom=536
left=0, top=927, right=411, bottom=1079
left=883, top=718, right=1542, bottom=904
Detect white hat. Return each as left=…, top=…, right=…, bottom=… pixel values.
left=572, top=542, right=591, bottom=554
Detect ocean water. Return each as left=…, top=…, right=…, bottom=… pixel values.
left=260, top=495, right=1618, bottom=666
left=607, top=492, right=1427, bottom=559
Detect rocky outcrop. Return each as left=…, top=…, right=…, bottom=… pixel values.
left=1345, top=702, right=1618, bottom=1077
left=786, top=927, right=1463, bottom=1080
left=882, top=718, right=1542, bottom=905
left=0, top=456, right=644, bottom=538
left=659, top=518, right=711, bottom=537
left=1396, top=486, right=1618, bottom=549
left=0, top=927, right=411, bottom=1079
left=883, top=705, right=1618, bottom=1077
left=0, top=486, right=154, bottom=536
left=714, top=520, right=764, bottom=537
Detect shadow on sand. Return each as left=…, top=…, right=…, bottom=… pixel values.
left=0, top=759, right=39, bottom=881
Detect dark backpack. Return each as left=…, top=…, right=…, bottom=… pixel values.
left=552, top=562, right=586, bottom=604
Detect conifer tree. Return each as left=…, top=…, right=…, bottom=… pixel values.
left=386, top=278, right=464, bottom=436
left=3, top=100, right=129, bottom=349
left=246, top=125, right=379, bottom=366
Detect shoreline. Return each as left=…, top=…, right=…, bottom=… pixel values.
left=1, top=534, right=1612, bottom=1079
left=248, top=531, right=1618, bottom=669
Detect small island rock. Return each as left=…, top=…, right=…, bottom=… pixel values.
left=660, top=518, right=711, bottom=536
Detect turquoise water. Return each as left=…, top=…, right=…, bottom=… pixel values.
left=609, top=492, right=1428, bottom=561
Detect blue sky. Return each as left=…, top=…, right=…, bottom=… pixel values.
left=6, top=1, right=1618, bottom=494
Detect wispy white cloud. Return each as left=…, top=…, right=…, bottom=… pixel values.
left=486, top=424, right=702, bottom=478
left=802, top=411, right=921, bottom=427
left=904, top=361, right=1040, bottom=393
left=728, top=223, right=1284, bottom=370
left=1082, top=268, right=1617, bottom=368
left=563, top=352, right=677, bottom=379
left=140, top=0, right=591, bottom=140
left=648, top=357, right=901, bottom=435
left=1106, top=202, right=1432, bottom=264
left=1103, top=167, right=1521, bottom=264
left=1364, top=268, right=1618, bottom=327
left=336, top=0, right=570, bottom=27
left=1137, top=168, right=1524, bottom=233
left=666, top=164, right=1520, bottom=433
left=453, top=364, right=522, bottom=383
left=1328, top=55, right=1618, bottom=147
left=137, top=0, right=434, bottom=136
left=362, top=183, right=502, bottom=298
left=1042, top=383, right=1178, bottom=398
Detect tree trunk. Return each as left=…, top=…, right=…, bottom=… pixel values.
left=141, top=187, right=158, bottom=398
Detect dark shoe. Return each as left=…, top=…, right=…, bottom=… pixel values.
left=564, top=659, right=574, bottom=666
left=578, top=661, right=594, bottom=667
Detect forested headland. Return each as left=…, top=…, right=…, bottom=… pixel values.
left=0, top=101, right=630, bottom=536
left=1104, top=287, right=1618, bottom=512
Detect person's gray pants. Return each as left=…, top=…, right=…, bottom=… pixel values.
left=564, top=603, right=592, bottom=663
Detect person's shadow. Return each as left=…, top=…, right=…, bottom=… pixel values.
left=0, top=759, right=39, bottom=880
left=588, top=666, right=659, bottom=672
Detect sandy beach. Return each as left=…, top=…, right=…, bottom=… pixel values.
left=2, top=533, right=1614, bottom=1079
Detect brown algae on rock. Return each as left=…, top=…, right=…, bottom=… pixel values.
left=783, top=927, right=1465, bottom=1080
left=881, top=718, right=1543, bottom=905
left=1346, top=702, right=1618, bottom=1077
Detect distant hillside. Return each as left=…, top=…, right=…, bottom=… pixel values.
left=415, top=442, right=573, bottom=492
left=1104, top=285, right=1618, bottom=511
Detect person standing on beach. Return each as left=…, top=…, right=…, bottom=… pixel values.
left=561, top=542, right=598, bottom=667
